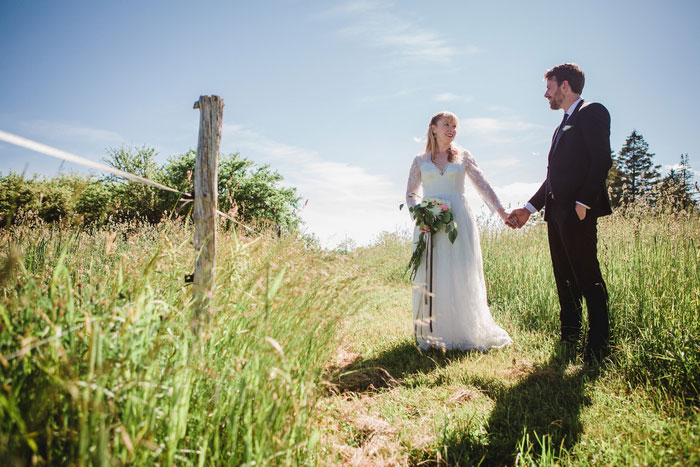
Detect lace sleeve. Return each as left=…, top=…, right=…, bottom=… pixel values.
left=463, top=150, right=507, bottom=220
left=405, top=156, right=422, bottom=216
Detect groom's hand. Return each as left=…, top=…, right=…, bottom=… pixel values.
left=575, top=203, right=587, bottom=220
left=507, top=208, right=531, bottom=229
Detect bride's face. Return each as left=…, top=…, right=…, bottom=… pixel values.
left=432, top=118, right=457, bottom=147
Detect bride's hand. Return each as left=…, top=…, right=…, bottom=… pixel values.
left=506, top=208, right=530, bottom=228
left=502, top=211, right=515, bottom=228
left=504, top=211, right=520, bottom=229
left=420, top=225, right=431, bottom=233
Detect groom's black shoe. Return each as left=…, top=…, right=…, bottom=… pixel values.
left=556, top=338, right=579, bottom=363
left=560, top=335, right=580, bottom=345
left=584, top=345, right=610, bottom=367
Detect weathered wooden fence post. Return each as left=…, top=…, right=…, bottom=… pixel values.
left=192, top=95, right=224, bottom=328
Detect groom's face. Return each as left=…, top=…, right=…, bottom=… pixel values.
left=545, top=78, right=565, bottom=110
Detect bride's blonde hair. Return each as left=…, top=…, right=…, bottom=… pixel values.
left=425, top=111, right=461, bottom=163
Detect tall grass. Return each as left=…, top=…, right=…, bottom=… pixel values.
left=0, top=221, right=363, bottom=465
left=325, top=212, right=699, bottom=465
left=348, top=212, right=700, bottom=402
left=1, top=210, right=698, bottom=464
left=480, top=211, right=700, bottom=400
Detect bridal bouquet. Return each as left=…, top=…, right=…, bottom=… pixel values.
left=406, top=197, right=458, bottom=279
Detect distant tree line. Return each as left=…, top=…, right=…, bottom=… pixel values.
left=0, top=147, right=301, bottom=231
left=607, top=130, right=698, bottom=212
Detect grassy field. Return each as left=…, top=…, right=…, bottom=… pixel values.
left=1, top=212, right=699, bottom=465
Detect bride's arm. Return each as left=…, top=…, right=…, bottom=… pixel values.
left=405, top=156, right=423, bottom=218
left=463, top=150, right=507, bottom=221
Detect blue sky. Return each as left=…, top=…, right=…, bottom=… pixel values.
left=2, top=0, right=699, bottom=247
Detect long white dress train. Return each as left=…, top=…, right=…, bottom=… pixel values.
left=405, top=150, right=513, bottom=351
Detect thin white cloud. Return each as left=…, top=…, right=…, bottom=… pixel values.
left=413, top=136, right=425, bottom=143
left=315, top=1, right=473, bottom=65
left=458, top=117, right=546, bottom=145
left=310, top=0, right=393, bottom=19
left=662, top=164, right=700, bottom=180
left=462, top=117, right=540, bottom=134
left=358, top=88, right=415, bottom=105
left=222, top=123, right=407, bottom=248
left=19, top=120, right=124, bottom=145
left=486, top=105, right=515, bottom=113
left=663, top=163, right=692, bottom=172
left=463, top=45, right=480, bottom=55
left=496, top=182, right=543, bottom=207
left=480, top=156, right=522, bottom=168
left=434, top=93, right=473, bottom=103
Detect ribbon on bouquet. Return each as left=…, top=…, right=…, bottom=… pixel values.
left=415, top=231, right=435, bottom=343
left=423, top=232, right=434, bottom=333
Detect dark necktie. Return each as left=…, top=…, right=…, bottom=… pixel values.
left=551, top=112, right=569, bottom=152
left=546, top=112, right=570, bottom=196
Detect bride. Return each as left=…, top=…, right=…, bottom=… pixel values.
left=405, top=111, right=513, bottom=351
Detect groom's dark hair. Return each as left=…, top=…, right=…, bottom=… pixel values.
left=545, top=63, right=585, bottom=94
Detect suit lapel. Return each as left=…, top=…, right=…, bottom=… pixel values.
left=549, top=99, right=585, bottom=158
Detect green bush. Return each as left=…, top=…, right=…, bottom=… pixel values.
left=102, top=146, right=164, bottom=223
left=0, top=173, right=94, bottom=226
left=162, top=150, right=301, bottom=232
left=0, top=173, right=40, bottom=225
left=0, top=146, right=302, bottom=231
left=75, top=181, right=111, bottom=224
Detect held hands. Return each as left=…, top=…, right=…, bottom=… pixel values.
left=505, top=208, right=531, bottom=229
left=504, top=204, right=585, bottom=229
left=426, top=208, right=533, bottom=231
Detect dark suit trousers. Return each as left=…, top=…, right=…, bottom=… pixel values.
left=546, top=198, right=609, bottom=352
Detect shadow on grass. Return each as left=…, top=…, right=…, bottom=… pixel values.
left=434, top=349, right=601, bottom=466
left=326, top=338, right=480, bottom=393
left=326, top=338, right=601, bottom=464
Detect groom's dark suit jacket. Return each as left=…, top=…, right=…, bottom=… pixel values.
left=529, top=100, right=612, bottom=220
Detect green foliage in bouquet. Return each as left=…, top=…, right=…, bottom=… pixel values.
left=404, top=198, right=458, bottom=279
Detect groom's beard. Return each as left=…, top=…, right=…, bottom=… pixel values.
left=548, top=88, right=565, bottom=110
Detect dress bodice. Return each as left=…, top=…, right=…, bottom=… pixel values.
left=418, top=161, right=466, bottom=198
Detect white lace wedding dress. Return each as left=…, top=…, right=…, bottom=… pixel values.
left=405, top=150, right=513, bottom=351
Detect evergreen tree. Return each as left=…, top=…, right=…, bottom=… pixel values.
left=658, top=154, right=697, bottom=212
left=606, top=150, right=625, bottom=208
left=616, top=130, right=661, bottom=205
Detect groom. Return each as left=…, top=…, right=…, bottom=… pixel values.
left=508, top=63, right=612, bottom=364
